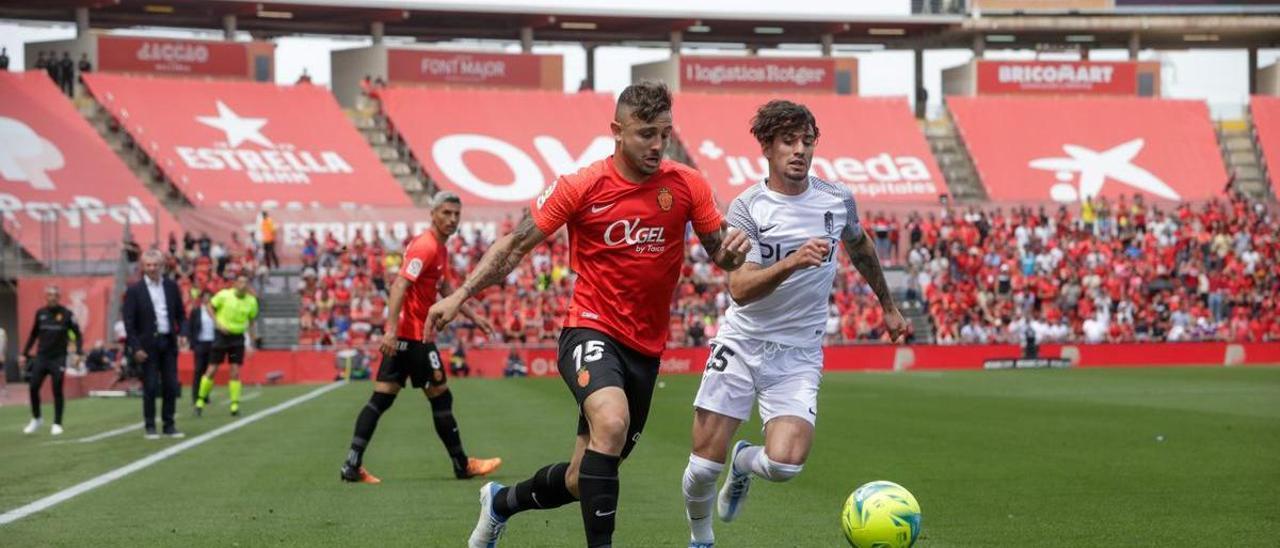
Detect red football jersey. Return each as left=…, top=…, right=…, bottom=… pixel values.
left=532, top=156, right=723, bottom=357
left=396, top=230, right=447, bottom=341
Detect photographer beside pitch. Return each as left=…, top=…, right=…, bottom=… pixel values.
left=681, top=100, right=908, bottom=547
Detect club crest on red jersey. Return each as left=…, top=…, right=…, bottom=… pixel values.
left=657, top=187, right=673, bottom=211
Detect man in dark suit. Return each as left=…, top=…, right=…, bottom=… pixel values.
left=184, top=290, right=216, bottom=405
left=123, top=249, right=186, bottom=439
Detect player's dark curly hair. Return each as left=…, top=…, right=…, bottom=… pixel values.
left=616, top=80, right=672, bottom=123
left=750, top=100, right=820, bottom=146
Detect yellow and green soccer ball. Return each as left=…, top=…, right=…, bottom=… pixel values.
left=841, top=480, right=922, bottom=548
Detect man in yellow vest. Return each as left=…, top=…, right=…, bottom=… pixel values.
left=196, top=274, right=259, bottom=417
left=260, top=211, right=279, bottom=270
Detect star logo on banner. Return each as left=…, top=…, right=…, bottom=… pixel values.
left=1028, top=138, right=1179, bottom=203
left=196, top=100, right=272, bottom=148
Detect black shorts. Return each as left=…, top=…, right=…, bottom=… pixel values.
left=376, top=339, right=446, bottom=389
left=210, top=332, right=246, bottom=365
left=557, top=327, right=660, bottom=460
left=28, top=356, right=66, bottom=384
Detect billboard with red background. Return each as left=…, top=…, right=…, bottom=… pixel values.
left=97, top=35, right=249, bottom=77
left=680, top=56, right=836, bottom=93
left=378, top=87, right=617, bottom=207
left=976, top=60, right=1139, bottom=95
left=675, top=93, right=945, bottom=203
left=388, top=49, right=547, bottom=88
left=947, top=96, right=1227, bottom=203
left=83, top=73, right=409, bottom=211
left=0, top=72, right=178, bottom=262
left=17, top=277, right=116, bottom=349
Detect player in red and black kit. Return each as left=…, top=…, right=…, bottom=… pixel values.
left=340, top=192, right=502, bottom=484
left=429, top=81, right=752, bottom=548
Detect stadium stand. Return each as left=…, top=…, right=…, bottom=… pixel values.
left=292, top=189, right=1280, bottom=348
left=81, top=73, right=411, bottom=212
left=0, top=71, right=179, bottom=267
left=947, top=96, right=1229, bottom=204
left=1251, top=96, right=1280, bottom=197
left=906, top=194, right=1279, bottom=344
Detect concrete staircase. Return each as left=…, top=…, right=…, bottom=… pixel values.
left=255, top=268, right=303, bottom=349
left=884, top=267, right=934, bottom=344
left=922, top=115, right=987, bottom=203
left=75, top=94, right=192, bottom=214
left=346, top=95, right=434, bottom=207
left=1217, top=117, right=1273, bottom=201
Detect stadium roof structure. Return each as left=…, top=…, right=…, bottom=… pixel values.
left=0, top=0, right=1276, bottom=50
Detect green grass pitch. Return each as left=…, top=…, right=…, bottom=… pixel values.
left=2, top=366, right=1278, bottom=546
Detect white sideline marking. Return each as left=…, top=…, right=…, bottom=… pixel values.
left=0, top=381, right=346, bottom=526
left=48, top=391, right=266, bottom=446
left=76, top=422, right=144, bottom=443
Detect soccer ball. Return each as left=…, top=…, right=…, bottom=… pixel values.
left=841, top=480, right=922, bottom=548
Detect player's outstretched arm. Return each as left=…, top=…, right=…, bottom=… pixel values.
left=698, top=223, right=752, bottom=272
left=842, top=228, right=908, bottom=342
left=429, top=211, right=547, bottom=331
left=728, top=237, right=829, bottom=306
left=439, top=279, right=494, bottom=336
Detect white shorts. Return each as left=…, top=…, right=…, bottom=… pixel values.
left=692, top=333, right=823, bottom=426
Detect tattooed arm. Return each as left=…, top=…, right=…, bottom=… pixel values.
left=428, top=211, right=547, bottom=331
left=841, top=228, right=908, bottom=342
left=698, top=222, right=752, bottom=272
left=438, top=278, right=494, bottom=336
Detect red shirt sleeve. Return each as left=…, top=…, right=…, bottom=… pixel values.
left=399, top=235, right=437, bottom=283
left=685, top=170, right=724, bottom=234
left=531, top=173, right=586, bottom=236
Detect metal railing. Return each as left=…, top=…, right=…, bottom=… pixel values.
left=0, top=205, right=162, bottom=277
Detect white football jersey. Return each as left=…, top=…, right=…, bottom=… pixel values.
left=721, top=176, right=861, bottom=348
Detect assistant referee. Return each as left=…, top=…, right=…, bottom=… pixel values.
left=195, top=274, right=259, bottom=417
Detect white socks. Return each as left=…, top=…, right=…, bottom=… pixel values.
left=733, top=445, right=803, bottom=482
left=683, top=454, right=724, bottom=543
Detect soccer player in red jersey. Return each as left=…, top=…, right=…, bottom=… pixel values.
left=430, top=82, right=751, bottom=548
left=340, top=192, right=502, bottom=484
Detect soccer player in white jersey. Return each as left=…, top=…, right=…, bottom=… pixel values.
left=681, top=100, right=908, bottom=547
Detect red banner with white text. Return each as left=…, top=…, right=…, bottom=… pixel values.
left=173, top=206, right=504, bottom=259
left=388, top=49, right=550, bottom=88
left=378, top=87, right=617, bottom=207
left=947, top=97, right=1227, bottom=203
left=680, top=56, right=836, bottom=93
left=18, top=276, right=116, bottom=349
left=0, top=72, right=177, bottom=262
left=1249, top=96, right=1280, bottom=195
left=97, top=35, right=249, bottom=77
left=976, top=60, right=1139, bottom=95
left=675, top=93, right=946, bottom=203
left=83, top=73, right=410, bottom=211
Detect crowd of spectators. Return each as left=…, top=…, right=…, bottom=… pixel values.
left=907, top=194, right=1279, bottom=345
left=159, top=230, right=266, bottom=302
left=293, top=193, right=1278, bottom=349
